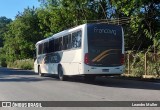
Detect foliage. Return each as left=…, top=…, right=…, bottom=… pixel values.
left=39, top=0, right=160, bottom=51
left=7, top=59, right=34, bottom=70
left=125, top=51, right=160, bottom=77
left=112, top=0, right=160, bottom=50
left=130, top=52, right=145, bottom=77
left=0, top=16, right=12, bottom=47
left=147, top=53, right=160, bottom=76
left=3, top=7, right=45, bottom=62
left=37, top=0, right=111, bottom=36
left=0, top=48, right=7, bottom=67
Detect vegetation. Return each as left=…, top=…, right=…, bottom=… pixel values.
left=0, top=0, right=159, bottom=77
left=7, top=59, right=34, bottom=70
left=125, top=51, right=160, bottom=78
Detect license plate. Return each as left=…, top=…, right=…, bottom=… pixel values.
left=102, top=69, right=109, bottom=72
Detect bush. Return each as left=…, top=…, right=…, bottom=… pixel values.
left=7, top=59, right=34, bottom=70
left=0, top=58, right=7, bottom=67
left=125, top=51, right=160, bottom=78
left=130, top=52, right=145, bottom=77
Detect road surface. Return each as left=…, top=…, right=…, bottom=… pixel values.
left=0, top=67, right=159, bottom=110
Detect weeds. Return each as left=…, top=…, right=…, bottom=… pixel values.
left=7, top=59, right=34, bottom=70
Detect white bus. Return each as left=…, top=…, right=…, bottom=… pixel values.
left=34, top=23, right=124, bottom=80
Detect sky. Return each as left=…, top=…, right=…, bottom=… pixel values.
left=0, top=0, right=41, bottom=20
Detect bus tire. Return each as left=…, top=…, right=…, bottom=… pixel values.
left=38, top=66, right=44, bottom=77
left=58, top=65, right=67, bottom=81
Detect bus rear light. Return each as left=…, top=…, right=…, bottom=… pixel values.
left=121, top=54, right=125, bottom=65
left=84, top=53, right=89, bottom=65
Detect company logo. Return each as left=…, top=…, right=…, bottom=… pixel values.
left=1, top=102, right=42, bottom=108
left=2, top=102, right=11, bottom=107
left=94, top=27, right=117, bottom=36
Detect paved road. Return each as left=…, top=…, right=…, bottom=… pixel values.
left=0, top=67, right=159, bottom=110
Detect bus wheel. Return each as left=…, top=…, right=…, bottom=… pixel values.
left=84, top=75, right=96, bottom=81
left=58, top=65, right=67, bottom=81
left=38, top=66, right=44, bottom=77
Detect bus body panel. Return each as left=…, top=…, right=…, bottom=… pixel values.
left=60, top=49, right=82, bottom=75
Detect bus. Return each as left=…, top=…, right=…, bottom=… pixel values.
left=34, top=23, right=124, bottom=81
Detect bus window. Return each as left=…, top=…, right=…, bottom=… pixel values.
left=72, top=30, right=82, bottom=48
left=54, top=38, right=59, bottom=51
left=49, top=39, right=55, bottom=53
left=63, top=35, right=68, bottom=50
left=43, top=42, right=49, bottom=53
left=54, top=37, right=62, bottom=51
left=38, top=44, right=43, bottom=55
left=58, top=37, right=62, bottom=51
left=77, top=30, right=82, bottom=47
left=68, top=34, right=72, bottom=49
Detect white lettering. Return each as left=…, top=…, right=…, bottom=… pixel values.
left=146, top=103, right=158, bottom=107
left=132, top=103, right=145, bottom=107
left=94, top=27, right=117, bottom=35
left=12, top=102, right=27, bottom=107
left=28, top=103, right=42, bottom=107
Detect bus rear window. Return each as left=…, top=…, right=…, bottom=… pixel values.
left=87, top=23, right=123, bottom=67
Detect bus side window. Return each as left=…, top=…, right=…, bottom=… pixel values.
left=72, top=30, right=82, bottom=48
left=72, top=32, right=76, bottom=48
left=54, top=37, right=63, bottom=51
left=54, top=39, right=59, bottom=51
left=59, top=37, right=62, bottom=51
left=68, top=34, right=72, bottom=49
left=49, top=39, right=54, bottom=53
left=43, top=42, right=49, bottom=54
left=77, top=30, right=82, bottom=48
left=63, top=35, right=68, bottom=50
left=62, top=34, right=72, bottom=50
left=38, top=44, right=43, bottom=55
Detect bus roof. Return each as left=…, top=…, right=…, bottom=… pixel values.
left=36, top=23, right=86, bottom=46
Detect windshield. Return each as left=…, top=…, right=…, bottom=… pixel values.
left=87, top=23, right=122, bottom=67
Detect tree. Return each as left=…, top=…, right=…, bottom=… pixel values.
left=112, top=0, right=160, bottom=50
left=0, top=16, right=12, bottom=47
left=37, top=0, right=114, bottom=37
left=3, top=7, right=45, bottom=62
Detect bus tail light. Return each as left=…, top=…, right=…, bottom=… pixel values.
left=121, top=54, right=125, bottom=65
left=84, top=53, right=89, bottom=65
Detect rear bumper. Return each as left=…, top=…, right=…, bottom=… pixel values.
left=81, top=65, right=124, bottom=75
